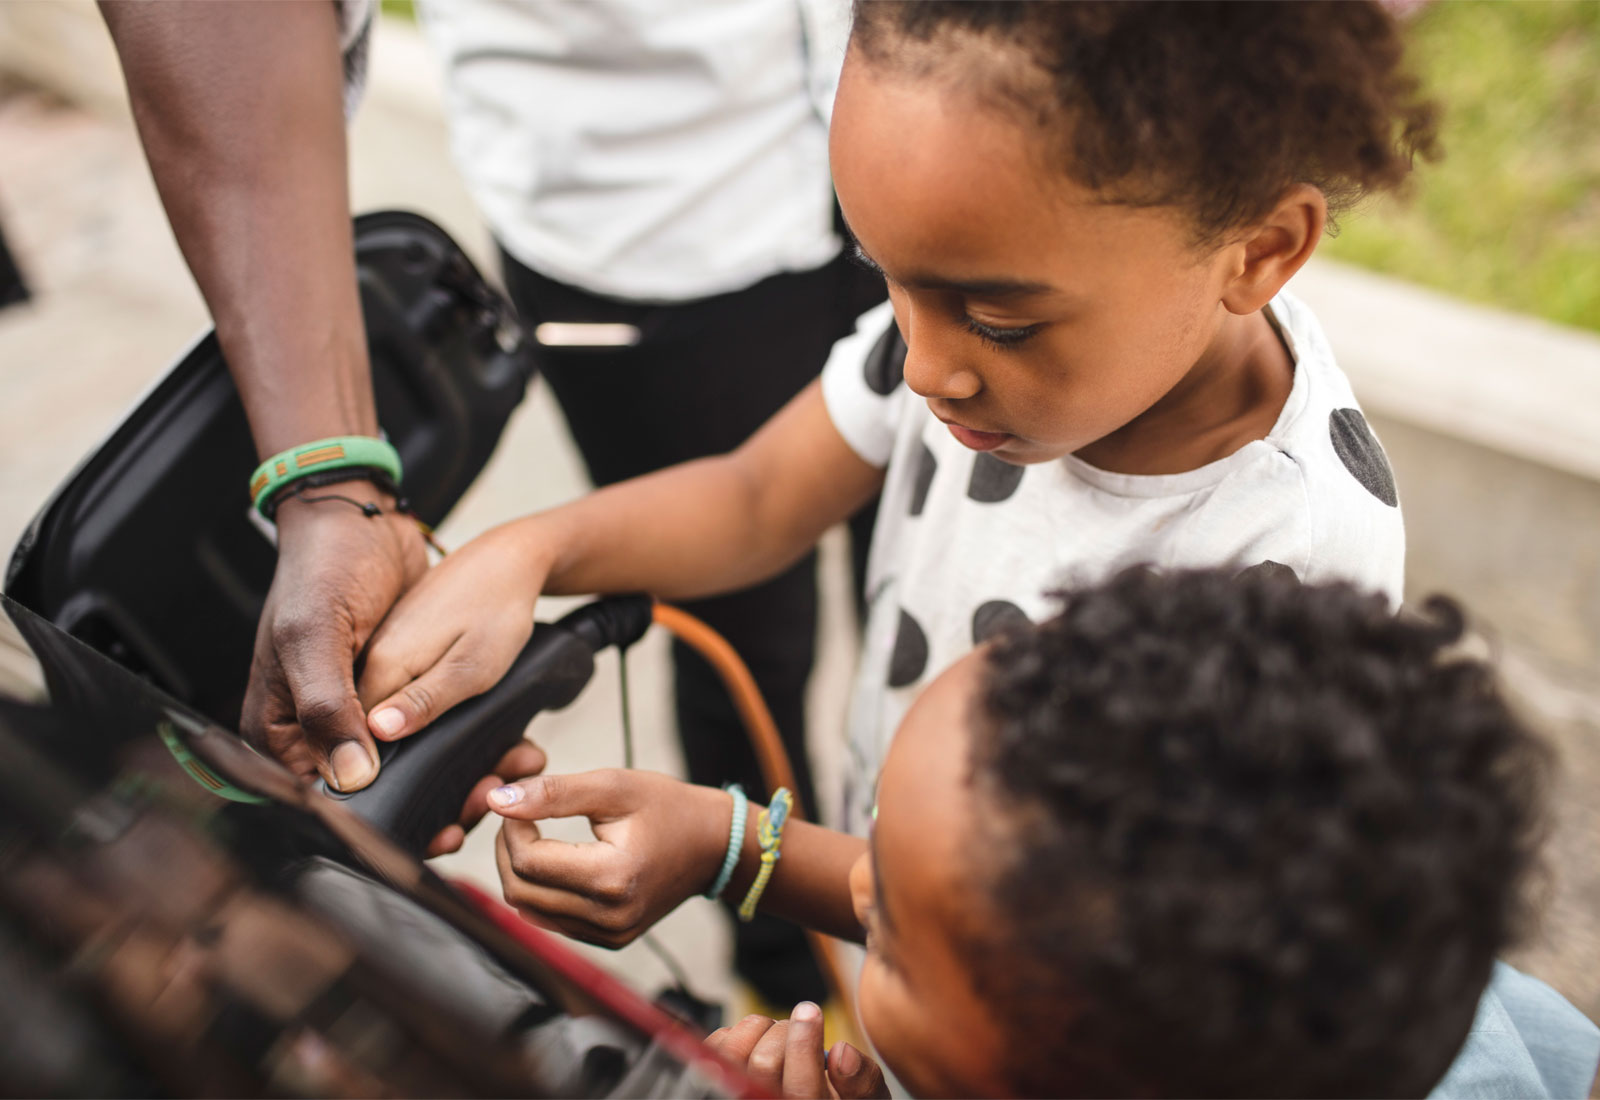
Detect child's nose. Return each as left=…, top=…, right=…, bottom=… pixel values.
left=903, top=337, right=982, bottom=401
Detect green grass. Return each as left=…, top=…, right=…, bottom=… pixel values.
left=1323, top=1, right=1600, bottom=333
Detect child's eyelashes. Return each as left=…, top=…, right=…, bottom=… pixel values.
left=965, top=316, right=1042, bottom=351
left=849, top=240, right=884, bottom=276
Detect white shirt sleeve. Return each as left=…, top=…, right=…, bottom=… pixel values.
left=797, top=0, right=854, bottom=123
left=335, top=0, right=375, bottom=118
left=1164, top=443, right=1405, bottom=607
left=820, top=301, right=907, bottom=468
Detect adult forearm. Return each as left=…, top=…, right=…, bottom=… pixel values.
left=101, top=0, right=374, bottom=459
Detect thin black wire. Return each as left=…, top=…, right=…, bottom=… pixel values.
left=619, top=645, right=635, bottom=771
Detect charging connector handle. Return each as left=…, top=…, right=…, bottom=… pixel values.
left=321, top=595, right=651, bottom=856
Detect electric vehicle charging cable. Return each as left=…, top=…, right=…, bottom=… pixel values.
left=645, top=603, right=857, bottom=1026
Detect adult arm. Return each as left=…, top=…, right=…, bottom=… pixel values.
left=99, top=2, right=429, bottom=792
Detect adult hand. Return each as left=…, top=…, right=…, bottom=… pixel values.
left=706, top=1007, right=888, bottom=1099
left=242, top=493, right=427, bottom=791
left=489, top=770, right=733, bottom=947
left=357, top=520, right=549, bottom=744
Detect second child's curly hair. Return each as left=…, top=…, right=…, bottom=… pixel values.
left=969, top=568, right=1548, bottom=1098
left=851, top=1, right=1440, bottom=242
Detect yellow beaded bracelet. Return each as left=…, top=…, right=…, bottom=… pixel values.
left=737, top=787, right=793, bottom=922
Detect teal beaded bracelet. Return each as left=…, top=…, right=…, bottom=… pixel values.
left=705, top=784, right=748, bottom=901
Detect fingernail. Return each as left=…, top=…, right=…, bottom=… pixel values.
left=329, top=741, right=375, bottom=791
left=792, top=1001, right=820, bottom=1023
left=371, top=707, right=405, bottom=737
left=489, top=784, right=524, bottom=807
left=835, top=1042, right=861, bottom=1075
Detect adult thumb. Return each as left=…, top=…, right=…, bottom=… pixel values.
left=275, top=618, right=379, bottom=792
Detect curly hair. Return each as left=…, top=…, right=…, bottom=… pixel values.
left=850, top=1, right=1440, bottom=242
left=969, top=568, right=1548, bottom=1098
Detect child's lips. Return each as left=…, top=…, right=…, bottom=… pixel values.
left=943, top=420, right=1011, bottom=452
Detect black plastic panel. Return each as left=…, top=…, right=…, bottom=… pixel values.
left=4, top=211, right=533, bottom=727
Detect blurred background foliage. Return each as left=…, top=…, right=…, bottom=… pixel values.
left=1325, top=0, right=1600, bottom=333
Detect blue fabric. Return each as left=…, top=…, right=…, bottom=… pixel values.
left=1431, top=963, right=1600, bottom=1099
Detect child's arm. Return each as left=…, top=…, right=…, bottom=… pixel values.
left=488, top=769, right=867, bottom=946
left=356, top=381, right=884, bottom=740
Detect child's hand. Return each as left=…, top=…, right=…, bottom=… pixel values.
left=488, top=769, right=732, bottom=947
left=357, top=521, right=550, bottom=742
left=706, top=1006, right=887, bottom=1099
left=423, top=738, right=547, bottom=858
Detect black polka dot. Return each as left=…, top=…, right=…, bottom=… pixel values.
left=972, top=600, right=1031, bottom=645
left=887, top=608, right=929, bottom=688
left=863, top=322, right=907, bottom=396
left=967, top=453, right=1025, bottom=503
left=1236, top=560, right=1299, bottom=585
left=909, top=443, right=938, bottom=516
left=1329, top=408, right=1397, bottom=507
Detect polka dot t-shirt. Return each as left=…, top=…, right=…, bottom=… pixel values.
left=821, top=291, right=1406, bottom=835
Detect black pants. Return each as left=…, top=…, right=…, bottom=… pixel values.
left=0, top=219, right=28, bottom=311
left=500, top=247, right=883, bottom=1005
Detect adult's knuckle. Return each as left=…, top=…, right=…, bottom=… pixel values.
left=295, top=694, right=350, bottom=731
left=270, top=611, right=323, bottom=651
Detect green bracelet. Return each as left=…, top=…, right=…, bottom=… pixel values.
left=738, top=787, right=793, bottom=922
left=249, top=435, right=402, bottom=517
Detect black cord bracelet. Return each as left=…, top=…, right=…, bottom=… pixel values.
left=260, top=468, right=400, bottom=521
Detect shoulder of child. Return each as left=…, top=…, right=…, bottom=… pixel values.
left=1173, top=292, right=1405, bottom=602
left=821, top=300, right=906, bottom=469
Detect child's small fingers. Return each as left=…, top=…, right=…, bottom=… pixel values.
left=827, top=1042, right=889, bottom=1100
left=711, top=1014, right=779, bottom=1063
left=781, top=1002, right=827, bottom=1098
left=424, top=823, right=466, bottom=858
left=704, top=1027, right=731, bottom=1050
left=746, top=1020, right=790, bottom=1096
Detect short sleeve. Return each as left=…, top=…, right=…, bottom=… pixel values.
left=335, top=0, right=375, bottom=118
left=821, top=300, right=907, bottom=469
left=1165, top=444, right=1404, bottom=607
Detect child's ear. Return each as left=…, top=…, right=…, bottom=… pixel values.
left=1220, top=184, right=1327, bottom=315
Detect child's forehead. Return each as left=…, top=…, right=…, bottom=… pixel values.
left=832, top=59, right=1208, bottom=290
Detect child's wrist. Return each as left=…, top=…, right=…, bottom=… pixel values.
left=494, top=514, right=562, bottom=584
left=701, top=784, right=747, bottom=899
left=692, top=782, right=744, bottom=888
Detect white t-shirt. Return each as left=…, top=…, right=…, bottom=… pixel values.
left=417, top=0, right=851, bottom=302
left=822, top=291, right=1406, bottom=834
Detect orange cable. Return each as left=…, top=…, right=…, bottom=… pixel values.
left=650, top=601, right=858, bottom=1028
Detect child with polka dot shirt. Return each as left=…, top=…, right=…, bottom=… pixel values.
left=357, top=1, right=1430, bottom=918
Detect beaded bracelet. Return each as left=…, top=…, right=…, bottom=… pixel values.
left=737, top=787, right=793, bottom=922
left=704, top=784, right=748, bottom=901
